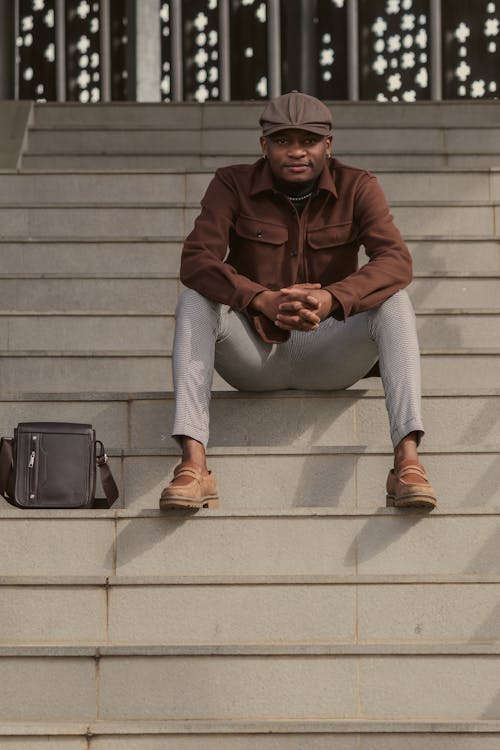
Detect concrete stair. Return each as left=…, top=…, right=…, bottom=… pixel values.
left=21, top=100, right=500, bottom=170
left=0, top=101, right=498, bottom=747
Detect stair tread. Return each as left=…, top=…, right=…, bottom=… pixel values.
left=2, top=573, right=500, bottom=585
left=1, top=166, right=499, bottom=173
left=1, top=200, right=498, bottom=207
left=0, top=506, right=497, bottom=518
left=1, top=387, right=499, bottom=399
left=0, top=718, right=499, bottom=734
left=1, top=348, right=499, bottom=356
left=0, top=643, right=498, bottom=656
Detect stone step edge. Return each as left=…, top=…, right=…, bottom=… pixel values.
left=0, top=446, right=498, bottom=459
left=0, top=644, right=499, bottom=657
left=1, top=166, right=498, bottom=175
left=2, top=574, right=499, bottom=586
left=28, top=122, right=500, bottom=131
left=1, top=444, right=499, bottom=457
left=1, top=719, right=499, bottom=736
left=0, top=234, right=496, bottom=243
left=2, top=387, right=499, bottom=400
left=0, top=272, right=498, bottom=280
left=1, top=348, right=498, bottom=356
left=21, top=149, right=500, bottom=158
left=1, top=309, right=499, bottom=318
left=1, top=200, right=498, bottom=209
left=0, top=506, right=498, bottom=520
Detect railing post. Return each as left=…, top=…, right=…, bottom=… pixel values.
left=219, top=0, right=230, bottom=101
left=267, top=0, right=281, bottom=98
left=55, top=0, right=66, bottom=101
left=430, top=0, right=443, bottom=100
left=100, top=0, right=112, bottom=101
left=170, top=0, right=183, bottom=101
left=136, top=0, right=161, bottom=101
left=347, top=0, right=359, bottom=100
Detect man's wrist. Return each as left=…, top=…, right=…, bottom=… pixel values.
left=322, top=289, right=337, bottom=316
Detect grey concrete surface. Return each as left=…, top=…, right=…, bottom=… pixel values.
left=0, top=657, right=95, bottom=721
left=0, top=240, right=183, bottom=274
left=0, top=101, right=32, bottom=169
left=0, top=169, right=494, bottom=204
left=0, top=351, right=498, bottom=392
left=32, top=101, right=500, bottom=128
left=98, top=655, right=359, bottom=720
left=0, top=587, right=106, bottom=643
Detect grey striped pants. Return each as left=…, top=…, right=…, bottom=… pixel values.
left=172, top=288, right=424, bottom=449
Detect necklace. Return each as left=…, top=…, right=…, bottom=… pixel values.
left=286, top=191, right=313, bottom=202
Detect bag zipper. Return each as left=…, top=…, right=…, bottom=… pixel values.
left=27, top=435, right=37, bottom=502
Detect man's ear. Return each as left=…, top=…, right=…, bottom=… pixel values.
left=325, top=135, right=333, bottom=153
left=259, top=135, right=268, bottom=157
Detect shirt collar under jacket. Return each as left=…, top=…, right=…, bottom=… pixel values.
left=249, top=157, right=339, bottom=200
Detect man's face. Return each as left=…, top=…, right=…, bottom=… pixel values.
left=260, top=128, right=332, bottom=183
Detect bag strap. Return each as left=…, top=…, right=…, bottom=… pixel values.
left=0, top=438, right=13, bottom=498
left=93, top=441, right=119, bottom=509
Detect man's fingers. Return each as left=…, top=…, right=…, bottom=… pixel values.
left=281, top=283, right=321, bottom=292
left=279, top=290, right=320, bottom=309
left=276, top=309, right=320, bottom=329
left=278, top=300, right=303, bottom=312
left=276, top=318, right=320, bottom=331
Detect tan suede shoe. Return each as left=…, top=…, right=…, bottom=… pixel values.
left=386, top=460, right=437, bottom=510
left=159, top=462, right=220, bottom=510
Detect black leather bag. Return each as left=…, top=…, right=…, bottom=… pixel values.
left=0, top=422, right=119, bottom=509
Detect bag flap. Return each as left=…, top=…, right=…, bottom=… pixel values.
left=17, top=422, right=93, bottom=435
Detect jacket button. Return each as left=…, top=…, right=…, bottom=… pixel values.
left=256, top=231, right=263, bottom=238
left=290, top=250, right=297, bottom=257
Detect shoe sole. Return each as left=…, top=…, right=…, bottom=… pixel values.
left=387, top=493, right=437, bottom=510
left=159, top=495, right=220, bottom=511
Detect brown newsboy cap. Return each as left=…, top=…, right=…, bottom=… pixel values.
left=260, top=91, right=332, bottom=137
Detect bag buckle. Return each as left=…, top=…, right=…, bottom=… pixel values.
left=95, top=440, right=108, bottom=466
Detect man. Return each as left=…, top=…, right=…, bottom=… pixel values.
left=160, top=92, right=437, bottom=511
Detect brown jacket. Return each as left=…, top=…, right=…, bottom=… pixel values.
left=181, top=157, right=412, bottom=342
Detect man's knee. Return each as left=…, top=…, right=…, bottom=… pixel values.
left=376, top=289, right=415, bottom=322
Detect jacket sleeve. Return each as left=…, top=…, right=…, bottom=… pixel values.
left=180, top=169, right=268, bottom=310
left=324, top=172, right=413, bottom=319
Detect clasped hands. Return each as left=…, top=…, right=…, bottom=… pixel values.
left=251, top=283, right=335, bottom=332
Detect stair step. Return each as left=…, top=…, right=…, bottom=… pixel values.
left=0, top=238, right=497, bottom=275
left=1, top=580, right=498, bottom=647
left=0, top=350, right=498, bottom=391
left=25, top=127, right=500, bottom=156
left=1, top=388, right=497, bottom=445
left=21, top=152, right=500, bottom=170
left=0, top=721, right=499, bottom=748
left=1, top=446, right=499, bottom=512
left=0, top=276, right=497, bottom=313
left=32, top=100, right=500, bottom=128
left=2, top=643, right=500, bottom=656
left=123, top=450, right=500, bottom=512
left=0, top=203, right=496, bottom=238
left=0, top=651, right=498, bottom=722
left=0, top=512, right=497, bottom=578
left=1, top=168, right=498, bottom=203
left=0, top=311, right=497, bottom=350
left=1, top=723, right=499, bottom=749
left=0, top=239, right=184, bottom=274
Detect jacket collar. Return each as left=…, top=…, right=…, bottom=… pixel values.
left=250, top=157, right=338, bottom=199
